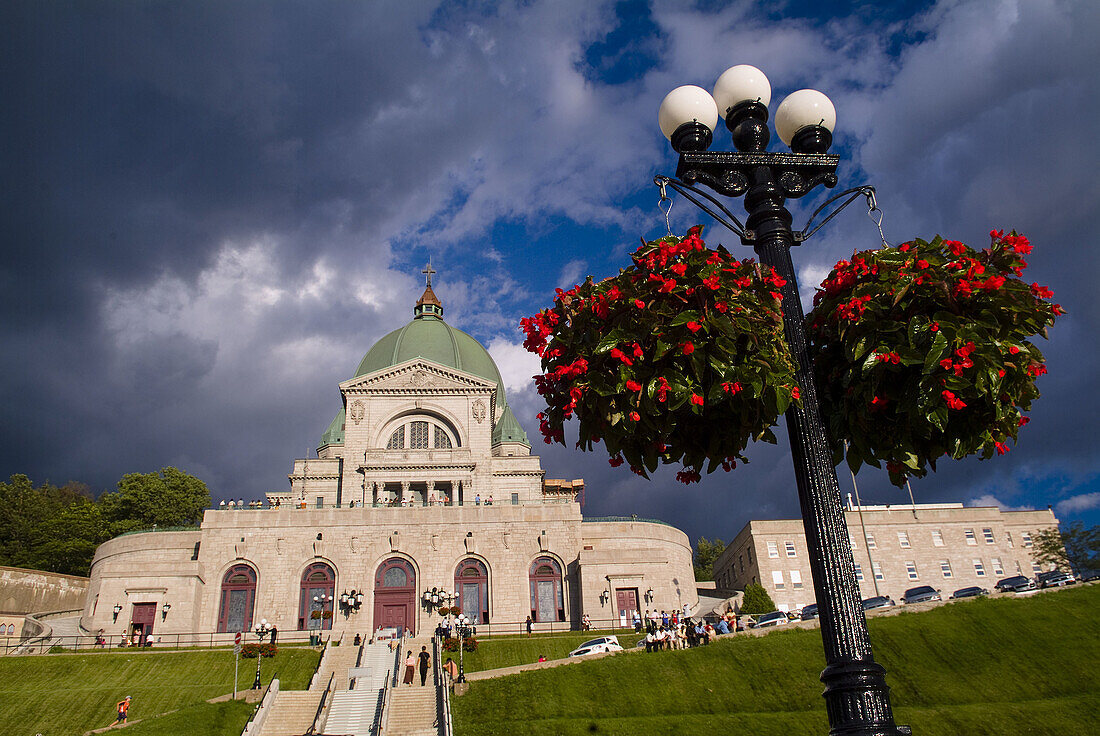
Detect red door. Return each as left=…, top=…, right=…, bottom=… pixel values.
left=131, top=602, right=156, bottom=644
left=615, top=589, right=639, bottom=626
left=373, top=559, right=416, bottom=636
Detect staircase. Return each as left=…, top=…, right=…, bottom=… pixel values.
left=385, top=638, right=440, bottom=736
left=316, top=640, right=364, bottom=690
left=322, top=642, right=394, bottom=735
left=254, top=691, right=322, bottom=736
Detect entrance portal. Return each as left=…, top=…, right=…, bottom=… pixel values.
left=616, top=589, right=640, bottom=628
left=130, top=602, right=156, bottom=645
left=373, top=558, right=416, bottom=636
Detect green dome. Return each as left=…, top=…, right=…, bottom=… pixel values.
left=320, top=290, right=528, bottom=448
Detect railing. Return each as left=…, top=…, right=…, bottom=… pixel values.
left=5, top=628, right=325, bottom=655
left=349, top=639, right=365, bottom=689
left=372, top=675, right=390, bottom=736
left=211, top=496, right=576, bottom=510
left=241, top=673, right=277, bottom=735
left=116, top=525, right=201, bottom=537
left=304, top=671, right=335, bottom=736
left=434, top=635, right=454, bottom=736
left=433, top=618, right=639, bottom=638
left=377, top=633, right=404, bottom=735
left=307, top=639, right=329, bottom=690
left=582, top=515, right=677, bottom=527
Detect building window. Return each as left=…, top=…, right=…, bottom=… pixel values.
left=973, top=560, right=986, bottom=577
left=865, top=532, right=877, bottom=549
left=1006, top=531, right=1014, bottom=547
left=931, top=529, right=944, bottom=547
left=790, top=570, right=803, bottom=589
left=983, top=528, right=995, bottom=544
left=747, top=548, right=752, bottom=563
left=992, top=558, right=1004, bottom=575
left=897, top=531, right=911, bottom=548
left=1016, top=560, right=1023, bottom=574
left=940, top=560, right=953, bottom=578
left=387, top=426, right=405, bottom=449
left=849, top=532, right=857, bottom=550
left=965, top=528, right=977, bottom=545
left=785, top=541, right=797, bottom=558
left=410, top=421, right=429, bottom=449
left=1022, top=532, right=1033, bottom=548
left=1032, top=562, right=1043, bottom=574
left=767, top=541, right=779, bottom=558
left=455, top=559, right=490, bottom=624
left=872, top=561, right=884, bottom=581
left=299, top=561, right=336, bottom=631
left=738, top=553, right=744, bottom=573
left=854, top=563, right=864, bottom=582
left=772, top=570, right=785, bottom=590
left=218, top=564, right=257, bottom=633
left=529, top=557, right=565, bottom=622
left=905, top=561, right=919, bottom=580
left=434, top=426, right=452, bottom=448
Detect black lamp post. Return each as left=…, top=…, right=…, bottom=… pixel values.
left=454, top=613, right=471, bottom=683
left=658, top=65, right=906, bottom=736
left=252, top=618, right=271, bottom=689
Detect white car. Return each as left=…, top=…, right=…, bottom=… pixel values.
left=750, top=611, right=790, bottom=629
left=568, top=635, right=623, bottom=657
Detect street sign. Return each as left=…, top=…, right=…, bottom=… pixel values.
left=235, top=632, right=242, bottom=645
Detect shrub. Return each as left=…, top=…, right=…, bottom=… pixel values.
left=443, top=636, right=478, bottom=653
left=241, top=642, right=277, bottom=658
left=739, top=583, right=777, bottom=615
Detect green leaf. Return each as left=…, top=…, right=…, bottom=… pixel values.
left=922, top=332, right=949, bottom=375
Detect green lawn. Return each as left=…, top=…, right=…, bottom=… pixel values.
left=453, top=629, right=636, bottom=672
left=454, top=586, right=1100, bottom=735
left=0, top=647, right=320, bottom=736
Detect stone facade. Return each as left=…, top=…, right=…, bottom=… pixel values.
left=714, top=502, right=1060, bottom=613
left=81, top=283, right=697, bottom=640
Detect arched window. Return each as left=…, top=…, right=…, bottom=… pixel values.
left=529, top=556, right=565, bottom=623
left=374, top=558, right=417, bottom=636
left=454, top=559, right=489, bottom=624
left=298, top=562, right=336, bottom=631
left=218, top=564, right=257, bottom=633
left=382, top=415, right=458, bottom=449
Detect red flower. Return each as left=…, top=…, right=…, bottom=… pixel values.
left=632, top=343, right=644, bottom=359
left=1053, top=304, right=1065, bottom=315
left=1009, top=346, right=1019, bottom=355
left=634, top=299, right=645, bottom=309
left=670, top=263, right=687, bottom=277
left=686, top=321, right=702, bottom=333
left=942, top=390, right=967, bottom=410
left=675, top=469, right=702, bottom=484
left=608, top=456, right=624, bottom=467
left=609, top=348, right=633, bottom=366
left=629, top=411, right=641, bottom=422
left=606, top=286, right=621, bottom=300
left=1030, top=283, right=1053, bottom=299
left=995, top=441, right=1010, bottom=455
left=722, top=382, right=741, bottom=394
left=944, top=240, right=967, bottom=256
left=930, top=322, right=939, bottom=332
left=715, top=301, right=728, bottom=313
left=916, top=259, right=929, bottom=269
left=625, top=380, right=642, bottom=392
left=702, top=274, right=720, bottom=290
left=790, top=387, right=800, bottom=400
left=656, top=377, right=670, bottom=403
left=658, top=278, right=677, bottom=293
left=1018, top=416, right=1030, bottom=427
left=690, top=394, right=704, bottom=406
left=876, top=351, right=901, bottom=364
left=939, top=358, right=953, bottom=370
left=681, top=342, right=694, bottom=355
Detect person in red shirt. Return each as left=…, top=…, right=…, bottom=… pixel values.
left=114, top=696, right=131, bottom=724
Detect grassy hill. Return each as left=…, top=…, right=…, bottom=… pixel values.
left=452, top=585, right=1100, bottom=735
left=0, top=646, right=320, bottom=736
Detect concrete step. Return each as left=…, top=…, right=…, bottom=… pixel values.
left=257, top=691, right=323, bottom=736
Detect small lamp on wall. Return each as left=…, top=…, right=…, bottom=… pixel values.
left=161, top=602, right=171, bottom=621
left=646, top=588, right=655, bottom=603
left=112, top=603, right=123, bottom=622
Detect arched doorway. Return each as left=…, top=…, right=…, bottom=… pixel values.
left=217, top=563, right=257, bottom=633
left=373, top=558, right=416, bottom=636
left=529, top=556, right=565, bottom=622
left=454, top=558, right=489, bottom=624
left=298, top=561, right=336, bottom=631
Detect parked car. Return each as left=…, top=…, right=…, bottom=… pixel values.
left=1080, top=569, right=1100, bottom=582
left=800, top=604, right=819, bottom=621
left=750, top=611, right=790, bottom=629
left=861, top=595, right=896, bottom=611
left=1037, top=570, right=1076, bottom=588
left=994, top=575, right=1036, bottom=593
left=568, top=636, right=623, bottom=657
left=949, top=586, right=989, bottom=599
left=901, top=586, right=942, bottom=604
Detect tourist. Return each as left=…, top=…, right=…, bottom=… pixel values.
left=403, top=651, right=415, bottom=685
left=475, top=494, right=481, bottom=506
left=114, top=696, right=131, bottom=725
left=715, top=618, right=729, bottom=635
left=270, top=625, right=278, bottom=644
left=418, top=645, right=431, bottom=686
left=704, top=622, right=715, bottom=643
left=632, top=610, right=641, bottom=632
left=353, top=633, right=361, bottom=646
left=661, top=610, right=669, bottom=628
left=227, top=499, right=235, bottom=509
left=486, top=494, right=493, bottom=505
left=537, top=654, right=546, bottom=663
left=525, top=615, right=533, bottom=637
left=644, top=629, right=656, bottom=652
left=443, top=657, right=458, bottom=682
left=429, top=494, right=436, bottom=506
left=582, top=613, right=591, bottom=631
left=219, top=500, right=226, bottom=510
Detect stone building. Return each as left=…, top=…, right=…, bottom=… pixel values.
left=81, top=274, right=696, bottom=642
left=714, top=500, right=1060, bottom=613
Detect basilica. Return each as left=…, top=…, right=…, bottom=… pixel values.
left=81, top=273, right=697, bottom=642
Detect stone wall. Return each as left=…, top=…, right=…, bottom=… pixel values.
left=0, top=565, right=88, bottom=615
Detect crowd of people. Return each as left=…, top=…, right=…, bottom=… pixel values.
left=638, top=608, right=741, bottom=652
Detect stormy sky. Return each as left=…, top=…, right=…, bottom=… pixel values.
left=2, top=0, right=1098, bottom=546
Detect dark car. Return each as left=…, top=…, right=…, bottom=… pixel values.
left=1080, top=569, right=1100, bottom=582
left=949, top=586, right=989, bottom=599
left=1037, top=570, right=1076, bottom=588
left=994, top=575, right=1036, bottom=593
left=861, top=595, right=895, bottom=611
left=800, top=604, right=819, bottom=621
left=901, top=586, right=942, bottom=604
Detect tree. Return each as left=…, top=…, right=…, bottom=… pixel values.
left=693, top=536, right=726, bottom=581
left=0, top=474, right=109, bottom=575
left=100, top=467, right=211, bottom=534
left=739, top=583, right=777, bottom=615
left=1032, top=523, right=1099, bottom=575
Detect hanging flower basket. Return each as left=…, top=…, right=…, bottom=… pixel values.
left=310, top=610, right=322, bottom=620
left=522, top=226, right=800, bottom=483
left=807, top=231, right=1062, bottom=485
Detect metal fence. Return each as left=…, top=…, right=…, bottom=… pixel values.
left=3, top=629, right=322, bottom=655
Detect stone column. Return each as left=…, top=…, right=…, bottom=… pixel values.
left=426, top=480, right=436, bottom=507
left=401, top=481, right=410, bottom=507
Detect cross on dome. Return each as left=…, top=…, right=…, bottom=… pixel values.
left=414, top=259, right=443, bottom=319
left=422, top=259, right=436, bottom=288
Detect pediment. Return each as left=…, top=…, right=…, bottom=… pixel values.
left=340, top=359, right=496, bottom=393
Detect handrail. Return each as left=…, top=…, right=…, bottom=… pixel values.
left=434, top=635, right=454, bottom=736
left=373, top=676, right=390, bottom=736
left=242, top=672, right=277, bottom=731
left=304, top=671, right=335, bottom=736
left=307, top=640, right=328, bottom=690
left=4, top=628, right=326, bottom=655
